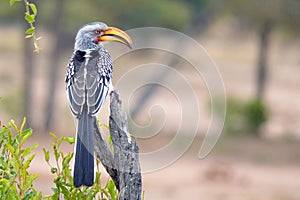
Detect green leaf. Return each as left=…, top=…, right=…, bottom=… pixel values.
left=25, top=12, right=35, bottom=23
left=43, top=148, right=50, bottom=162
left=57, top=137, right=63, bottom=147
left=8, top=119, right=14, bottom=127
left=63, top=137, right=75, bottom=144
left=13, top=135, right=20, bottom=147
left=8, top=157, right=17, bottom=169
left=58, top=136, right=75, bottom=147
left=0, top=126, right=8, bottom=135
left=25, top=27, right=35, bottom=35
left=95, top=172, right=100, bottom=184
left=107, top=135, right=113, bottom=149
left=53, top=143, right=60, bottom=162
left=21, top=129, right=32, bottom=145
left=0, top=158, right=9, bottom=170
left=107, top=179, right=117, bottom=200
left=62, top=153, right=73, bottom=167
left=9, top=119, right=18, bottom=132
left=51, top=187, right=58, bottom=194
left=60, top=184, right=71, bottom=198
left=0, top=178, right=9, bottom=185
left=29, top=3, right=37, bottom=16
left=10, top=169, right=17, bottom=176
left=49, top=132, right=57, bottom=141
left=22, top=147, right=31, bottom=157
left=9, top=0, right=15, bottom=6
left=21, top=128, right=32, bottom=136
left=31, top=142, right=39, bottom=150
left=60, top=151, right=64, bottom=159
left=23, top=154, right=36, bottom=169
left=6, top=144, right=15, bottom=154
left=54, top=176, right=62, bottom=184
left=20, top=117, right=26, bottom=132
left=23, top=190, right=34, bottom=200
left=33, top=173, right=39, bottom=180
left=51, top=167, right=57, bottom=174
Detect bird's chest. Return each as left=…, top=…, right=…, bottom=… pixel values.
left=73, top=50, right=112, bottom=89
left=73, top=58, right=97, bottom=90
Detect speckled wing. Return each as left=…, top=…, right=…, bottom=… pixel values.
left=65, top=49, right=113, bottom=118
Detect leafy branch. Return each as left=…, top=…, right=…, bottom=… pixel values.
left=10, top=0, right=41, bottom=53
left=0, top=118, right=118, bottom=199
left=0, top=118, right=42, bottom=199
left=43, top=133, right=118, bottom=200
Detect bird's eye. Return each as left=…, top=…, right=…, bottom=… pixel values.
left=95, top=30, right=101, bottom=35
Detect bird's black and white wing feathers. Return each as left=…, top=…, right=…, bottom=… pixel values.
left=65, top=50, right=85, bottom=117
left=65, top=49, right=113, bottom=118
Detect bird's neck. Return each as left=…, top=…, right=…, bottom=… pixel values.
left=74, top=38, right=103, bottom=52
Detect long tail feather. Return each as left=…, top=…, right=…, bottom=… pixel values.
left=73, top=108, right=94, bottom=187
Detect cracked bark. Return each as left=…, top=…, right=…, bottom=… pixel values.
left=94, top=90, right=142, bottom=200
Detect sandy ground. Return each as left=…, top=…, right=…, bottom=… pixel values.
left=26, top=134, right=300, bottom=200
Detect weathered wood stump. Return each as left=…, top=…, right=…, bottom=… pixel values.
left=94, top=91, right=142, bottom=200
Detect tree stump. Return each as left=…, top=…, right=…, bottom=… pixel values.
left=94, top=91, right=142, bottom=200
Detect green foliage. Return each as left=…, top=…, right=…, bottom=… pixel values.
left=224, top=98, right=268, bottom=136
left=62, top=0, right=190, bottom=31
left=43, top=133, right=118, bottom=200
left=0, top=118, right=42, bottom=199
left=2, top=0, right=191, bottom=32
left=215, top=0, right=300, bottom=33
left=9, top=0, right=41, bottom=52
left=243, top=99, right=268, bottom=133
left=0, top=118, right=118, bottom=199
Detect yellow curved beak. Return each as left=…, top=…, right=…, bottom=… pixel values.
left=99, top=27, right=132, bottom=49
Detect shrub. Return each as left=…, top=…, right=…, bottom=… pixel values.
left=43, top=132, right=118, bottom=200
left=224, top=98, right=268, bottom=136
left=0, top=118, right=42, bottom=199
left=0, top=118, right=118, bottom=200
left=243, top=99, right=268, bottom=134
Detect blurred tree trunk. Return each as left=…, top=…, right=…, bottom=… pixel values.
left=256, top=21, right=273, bottom=100
left=44, top=0, right=66, bottom=131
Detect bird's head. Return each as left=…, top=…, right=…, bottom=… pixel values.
left=74, top=22, right=132, bottom=51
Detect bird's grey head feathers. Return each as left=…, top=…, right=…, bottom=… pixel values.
left=74, top=22, right=108, bottom=51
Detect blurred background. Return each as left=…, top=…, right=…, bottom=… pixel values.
left=0, top=0, right=299, bottom=199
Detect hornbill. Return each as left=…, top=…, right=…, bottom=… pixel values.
left=65, top=22, right=132, bottom=187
